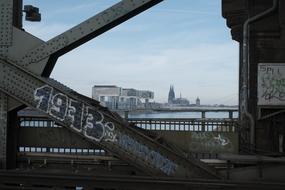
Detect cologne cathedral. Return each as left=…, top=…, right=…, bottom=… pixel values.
left=168, top=85, right=189, bottom=106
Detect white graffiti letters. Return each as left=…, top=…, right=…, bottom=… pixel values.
left=34, top=85, right=52, bottom=112
left=34, top=85, right=116, bottom=142
left=34, top=85, right=177, bottom=176
left=50, top=93, right=68, bottom=121
left=84, top=107, right=105, bottom=141
left=67, top=99, right=84, bottom=132
left=213, top=134, right=229, bottom=146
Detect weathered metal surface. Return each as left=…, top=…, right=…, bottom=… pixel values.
left=1, top=0, right=285, bottom=186
left=222, top=165, right=285, bottom=182
left=0, top=93, right=7, bottom=169
left=18, top=116, right=239, bottom=154
left=2, top=0, right=164, bottom=112
left=1, top=6, right=31, bottom=111
left=157, top=131, right=238, bottom=154
left=0, top=0, right=222, bottom=178
left=223, top=0, right=285, bottom=154
left=129, top=118, right=238, bottom=154
left=0, top=58, right=219, bottom=178
left=0, top=0, right=14, bottom=169
left=6, top=27, right=44, bottom=62
left=219, top=153, right=285, bottom=163
left=16, top=153, right=143, bottom=177
left=14, top=0, right=163, bottom=76
left=1, top=170, right=285, bottom=190
left=0, top=0, right=13, bottom=47
left=258, top=63, right=285, bottom=106
left=18, top=127, right=98, bottom=149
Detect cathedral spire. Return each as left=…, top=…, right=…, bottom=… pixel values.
left=168, top=85, right=175, bottom=104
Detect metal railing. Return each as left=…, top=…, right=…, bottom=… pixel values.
left=128, top=118, right=237, bottom=132
left=20, top=117, right=60, bottom=128
left=124, top=109, right=238, bottom=119
left=18, top=116, right=238, bottom=158
left=18, top=117, right=106, bottom=156
left=19, top=117, right=238, bottom=132
left=18, top=147, right=106, bottom=156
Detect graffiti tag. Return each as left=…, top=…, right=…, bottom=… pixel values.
left=213, top=134, right=230, bottom=146
left=261, top=75, right=285, bottom=101
left=116, top=132, right=178, bottom=175
left=34, top=85, right=178, bottom=176
left=34, top=85, right=116, bottom=142
left=258, top=64, right=285, bottom=105
left=190, top=133, right=233, bottom=153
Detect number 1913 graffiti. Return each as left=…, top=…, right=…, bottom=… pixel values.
left=34, top=85, right=116, bottom=142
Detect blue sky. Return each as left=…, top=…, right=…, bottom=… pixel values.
left=23, top=0, right=239, bottom=105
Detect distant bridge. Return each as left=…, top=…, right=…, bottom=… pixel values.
left=153, top=107, right=238, bottom=118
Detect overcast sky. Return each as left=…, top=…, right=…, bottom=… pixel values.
left=23, top=0, right=239, bottom=105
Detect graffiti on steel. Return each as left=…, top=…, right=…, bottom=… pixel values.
left=116, top=132, right=178, bottom=175
left=261, top=73, right=285, bottom=101
left=34, top=85, right=116, bottom=142
left=190, top=133, right=233, bottom=153
left=213, top=134, right=230, bottom=146
left=34, top=85, right=178, bottom=175
left=258, top=64, right=285, bottom=105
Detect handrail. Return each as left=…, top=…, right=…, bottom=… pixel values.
left=19, top=116, right=238, bottom=132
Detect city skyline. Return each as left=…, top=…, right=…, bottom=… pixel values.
left=92, top=83, right=235, bottom=106
left=23, top=0, right=239, bottom=105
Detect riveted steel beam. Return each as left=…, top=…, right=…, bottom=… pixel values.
left=0, top=58, right=220, bottom=179
left=18, top=127, right=98, bottom=149
left=3, top=0, right=164, bottom=110
left=0, top=0, right=221, bottom=179
left=13, top=0, right=163, bottom=76
left=0, top=0, right=14, bottom=169
left=0, top=0, right=26, bottom=111
left=0, top=0, right=13, bottom=61
left=0, top=0, right=13, bottom=48
left=0, top=92, right=7, bottom=169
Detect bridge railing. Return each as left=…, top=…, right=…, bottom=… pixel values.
left=18, top=116, right=239, bottom=158
left=128, top=118, right=238, bottom=132
left=18, top=116, right=106, bottom=156
left=128, top=118, right=239, bottom=158
left=19, top=117, right=238, bottom=131
left=124, top=108, right=239, bottom=119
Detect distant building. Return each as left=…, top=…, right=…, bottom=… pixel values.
left=167, top=85, right=189, bottom=106
left=92, top=85, right=154, bottom=110
left=172, top=96, right=190, bottom=106
left=196, top=97, right=200, bottom=106
left=168, top=85, right=175, bottom=104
